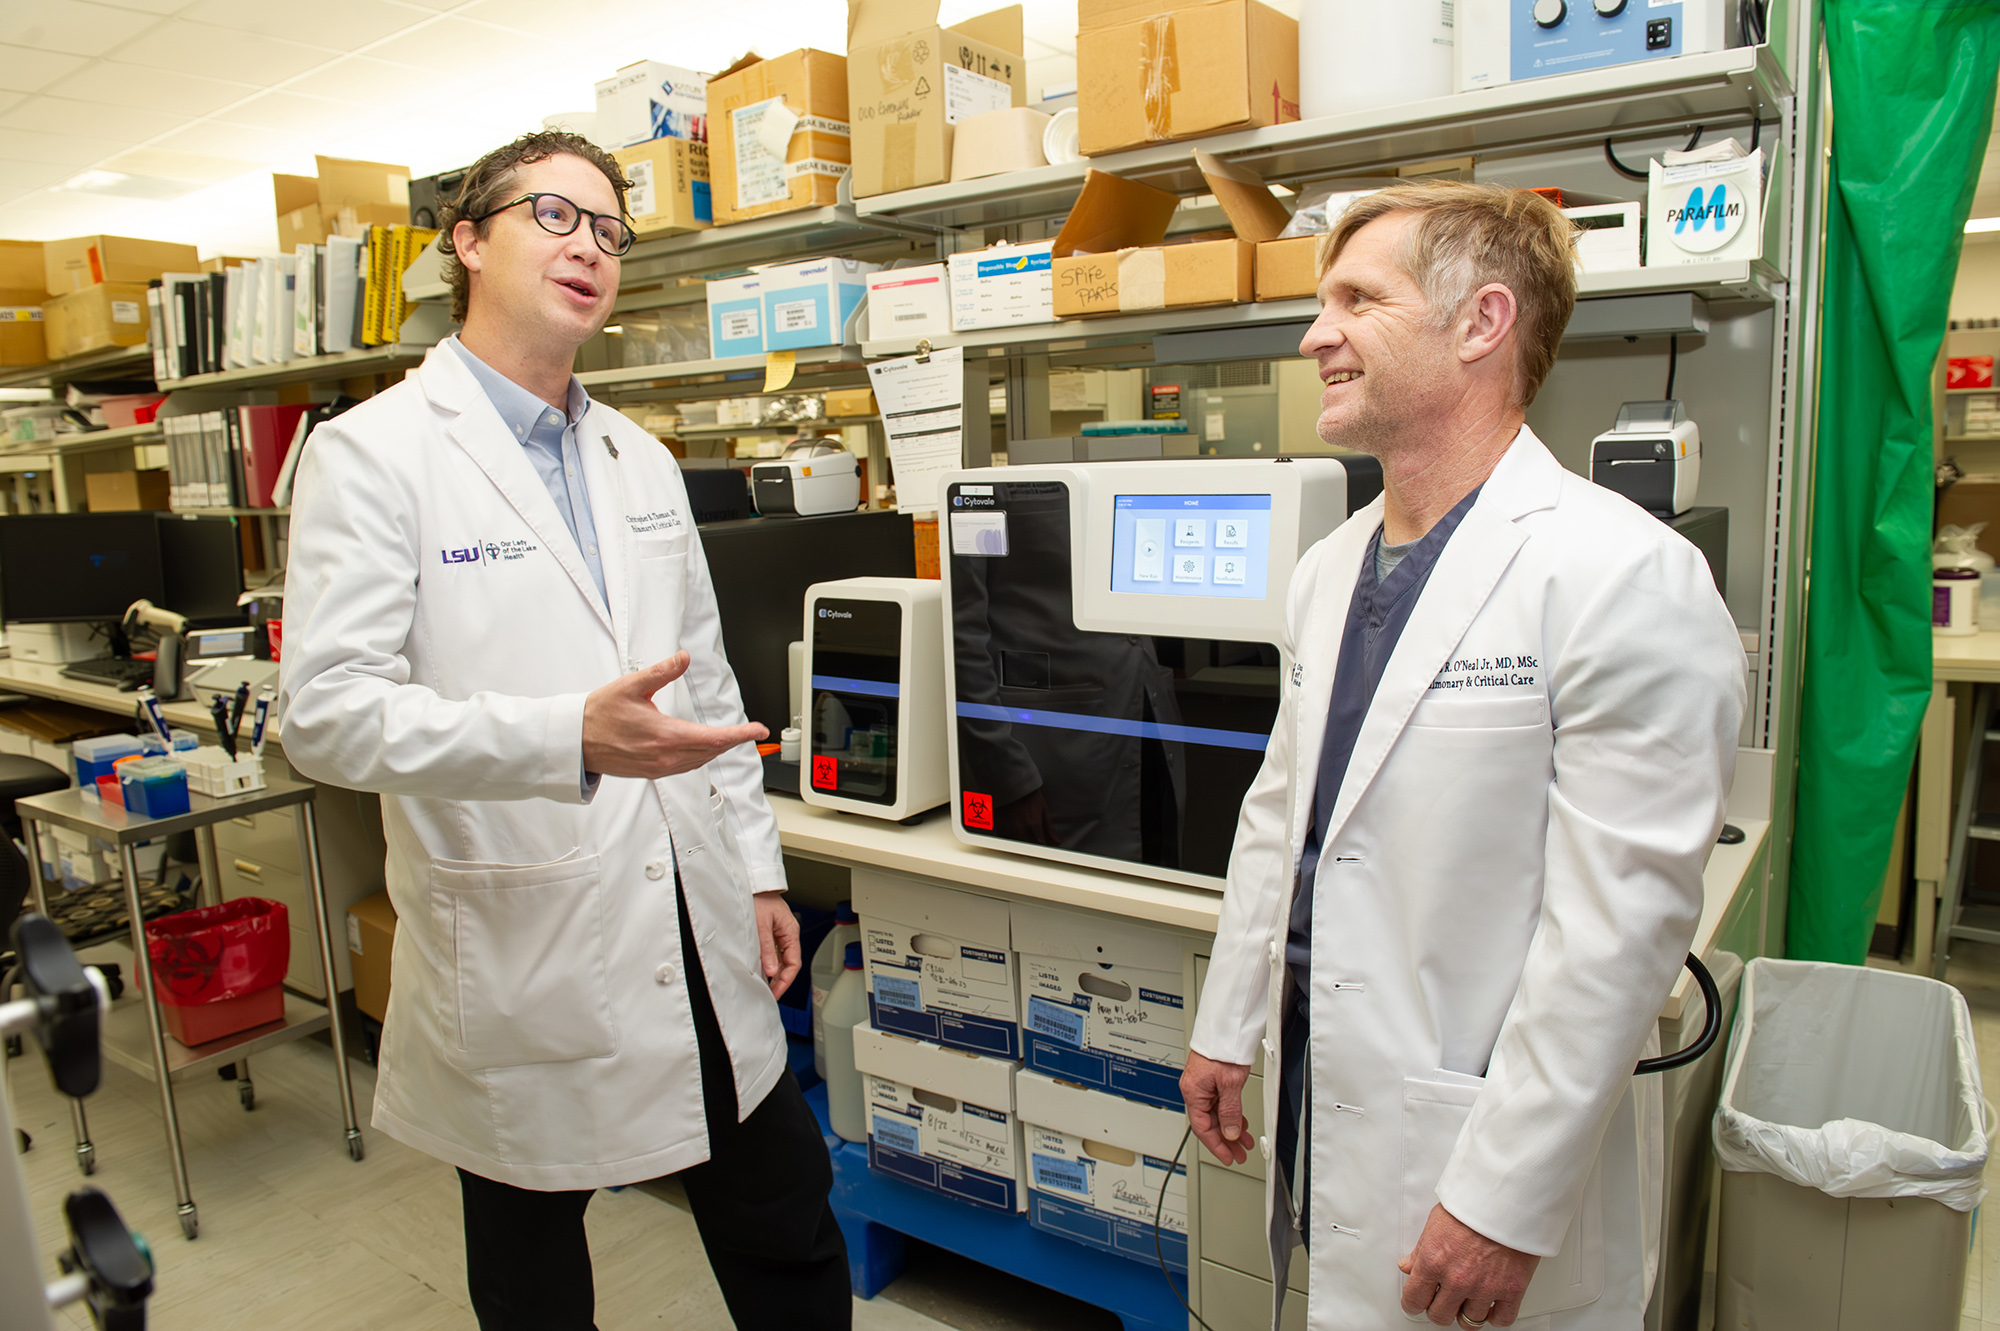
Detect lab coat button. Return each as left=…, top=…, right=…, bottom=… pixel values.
left=654, top=963, right=676, bottom=985
left=1258, top=1135, right=1271, bottom=1160
left=645, top=861, right=666, bottom=880
left=1267, top=941, right=1279, bottom=964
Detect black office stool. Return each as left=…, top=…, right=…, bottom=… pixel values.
left=0, top=754, right=69, bottom=846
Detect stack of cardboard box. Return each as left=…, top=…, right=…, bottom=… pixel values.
left=707, top=49, right=853, bottom=226
left=0, top=240, right=46, bottom=367
left=272, top=156, right=411, bottom=252
left=42, top=235, right=199, bottom=360
left=845, top=1, right=1027, bottom=199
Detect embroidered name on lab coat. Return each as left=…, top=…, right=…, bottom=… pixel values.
left=626, top=510, right=684, bottom=536
left=1429, top=652, right=1540, bottom=691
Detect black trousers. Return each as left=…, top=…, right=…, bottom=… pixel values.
left=456, top=888, right=850, bottom=1331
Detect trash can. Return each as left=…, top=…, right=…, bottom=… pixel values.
left=1713, top=959, right=1989, bottom=1330
left=144, top=898, right=290, bottom=1047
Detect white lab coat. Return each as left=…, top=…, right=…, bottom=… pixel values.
left=279, top=345, right=788, bottom=1191
left=1189, top=430, right=1743, bottom=1329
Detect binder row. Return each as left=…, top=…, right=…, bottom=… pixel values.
left=147, top=225, right=439, bottom=383
left=163, top=404, right=311, bottom=512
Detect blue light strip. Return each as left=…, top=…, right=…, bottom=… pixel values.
left=814, top=674, right=901, bottom=699
left=955, top=702, right=1269, bottom=752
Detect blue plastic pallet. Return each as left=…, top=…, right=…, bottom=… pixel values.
left=805, top=1084, right=1188, bottom=1331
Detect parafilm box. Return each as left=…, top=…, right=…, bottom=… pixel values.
left=856, top=870, right=1021, bottom=1059
left=1010, top=901, right=1188, bottom=1109
left=856, top=1025, right=1025, bottom=1212
left=1647, top=146, right=1766, bottom=267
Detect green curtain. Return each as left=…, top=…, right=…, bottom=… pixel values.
left=1788, top=0, right=2000, bottom=962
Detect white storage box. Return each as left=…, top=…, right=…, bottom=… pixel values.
left=707, top=274, right=764, bottom=357
left=1011, top=902, right=1187, bottom=1109
left=947, top=241, right=1055, bottom=331
left=856, top=870, right=1020, bottom=1060
left=1648, top=146, right=1767, bottom=267
left=1016, top=1068, right=1190, bottom=1272
left=594, top=59, right=707, bottom=147
left=865, top=264, right=952, bottom=340
left=856, top=1024, right=1025, bottom=1213
left=1563, top=201, right=1643, bottom=274
left=177, top=746, right=266, bottom=797
left=759, top=257, right=879, bottom=352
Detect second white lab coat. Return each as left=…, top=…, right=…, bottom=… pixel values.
left=280, top=345, right=788, bottom=1191
left=1189, top=430, right=1743, bottom=1328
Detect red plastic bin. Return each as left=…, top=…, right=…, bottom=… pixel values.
left=145, top=898, right=290, bottom=1047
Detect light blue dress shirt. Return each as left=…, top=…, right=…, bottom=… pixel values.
left=447, top=336, right=607, bottom=798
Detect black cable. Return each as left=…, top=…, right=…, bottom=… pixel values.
left=1666, top=334, right=1679, bottom=400
left=1605, top=124, right=1706, bottom=182
left=1156, top=1125, right=1217, bottom=1331
left=1635, top=954, right=1723, bottom=1075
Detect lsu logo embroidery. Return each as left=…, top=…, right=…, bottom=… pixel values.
left=441, top=546, right=480, bottom=565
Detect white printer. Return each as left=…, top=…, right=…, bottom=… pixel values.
left=1590, top=400, right=1700, bottom=517
left=751, top=440, right=861, bottom=517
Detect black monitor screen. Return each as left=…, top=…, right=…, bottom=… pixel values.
left=0, top=514, right=165, bottom=624
left=157, top=515, right=243, bottom=622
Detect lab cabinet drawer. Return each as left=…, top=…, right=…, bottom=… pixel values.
left=1198, top=1260, right=1308, bottom=1330
left=1199, top=1162, right=1307, bottom=1291
left=217, top=856, right=325, bottom=1000
left=210, top=807, right=301, bottom=876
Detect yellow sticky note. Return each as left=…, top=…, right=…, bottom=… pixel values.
left=763, top=350, right=796, bottom=392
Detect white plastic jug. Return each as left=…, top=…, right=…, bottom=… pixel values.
left=822, top=942, right=870, bottom=1144
left=1299, top=0, right=1455, bottom=121
left=810, top=900, right=861, bottom=1079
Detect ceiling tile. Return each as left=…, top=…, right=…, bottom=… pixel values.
left=286, top=55, right=435, bottom=108
left=0, top=159, right=77, bottom=192
left=149, top=117, right=302, bottom=162
left=45, top=59, right=258, bottom=118
left=0, top=127, right=129, bottom=168
left=0, top=2, right=165, bottom=58
left=103, top=18, right=339, bottom=82
left=0, top=95, right=191, bottom=141
left=364, top=15, right=562, bottom=70
left=178, top=0, right=441, bottom=52
left=90, top=0, right=206, bottom=13
left=103, top=146, right=261, bottom=183
left=208, top=89, right=373, bottom=136
left=452, top=0, right=650, bottom=35
left=0, top=44, right=92, bottom=96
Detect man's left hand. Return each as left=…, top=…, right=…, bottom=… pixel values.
left=753, top=891, right=802, bottom=998
left=1399, top=1204, right=1540, bottom=1327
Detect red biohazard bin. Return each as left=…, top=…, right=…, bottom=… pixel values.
left=145, top=898, right=291, bottom=1046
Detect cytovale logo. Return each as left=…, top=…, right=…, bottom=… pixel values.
left=440, top=538, right=538, bottom=566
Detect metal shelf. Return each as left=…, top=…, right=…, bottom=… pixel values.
left=855, top=45, right=1790, bottom=231
left=161, top=342, right=437, bottom=392
left=616, top=205, right=935, bottom=294
left=175, top=506, right=290, bottom=517
left=0, top=422, right=162, bottom=463
left=578, top=344, right=867, bottom=400
left=669, top=414, right=876, bottom=438
left=0, top=345, right=153, bottom=391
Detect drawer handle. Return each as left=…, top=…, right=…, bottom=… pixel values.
left=231, top=816, right=255, bottom=829
left=233, top=859, right=262, bottom=877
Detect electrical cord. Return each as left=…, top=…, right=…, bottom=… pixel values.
left=1156, top=1124, right=1217, bottom=1331
left=1738, top=0, right=1768, bottom=46
left=1666, top=334, right=1679, bottom=399
left=1605, top=124, right=1705, bottom=181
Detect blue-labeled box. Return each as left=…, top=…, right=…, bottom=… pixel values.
left=706, top=273, right=765, bottom=357
left=856, top=1024, right=1024, bottom=1213
left=1011, top=901, right=1188, bottom=1110
left=72, top=735, right=143, bottom=791
left=856, top=870, right=1020, bottom=1060
left=1016, top=1068, right=1189, bottom=1272
left=758, top=257, right=879, bottom=352
left=119, top=758, right=190, bottom=819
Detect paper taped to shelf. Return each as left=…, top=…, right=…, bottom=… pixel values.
left=868, top=345, right=964, bottom=514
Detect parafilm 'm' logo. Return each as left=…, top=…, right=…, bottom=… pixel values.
left=1664, top=182, right=1745, bottom=254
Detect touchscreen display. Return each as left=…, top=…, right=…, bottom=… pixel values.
left=1110, top=494, right=1271, bottom=600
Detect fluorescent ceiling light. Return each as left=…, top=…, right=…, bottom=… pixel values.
left=1968, top=217, right=2000, bottom=233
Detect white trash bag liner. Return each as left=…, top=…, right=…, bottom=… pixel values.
left=1713, top=958, right=1988, bottom=1212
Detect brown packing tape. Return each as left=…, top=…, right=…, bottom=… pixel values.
left=882, top=119, right=919, bottom=195
left=1118, top=247, right=1166, bottom=311
left=1142, top=14, right=1176, bottom=144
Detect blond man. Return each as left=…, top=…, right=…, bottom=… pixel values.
left=1180, top=183, right=1744, bottom=1329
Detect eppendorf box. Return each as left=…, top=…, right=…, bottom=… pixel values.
left=1016, top=1068, right=1190, bottom=1272
left=857, top=869, right=1020, bottom=1059
left=1011, top=901, right=1187, bottom=1109
left=856, top=1024, right=1025, bottom=1212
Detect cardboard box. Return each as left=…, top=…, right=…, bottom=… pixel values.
left=43, top=236, right=200, bottom=296
left=856, top=1024, right=1025, bottom=1212
left=951, top=105, right=1050, bottom=182
left=707, top=273, right=766, bottom=356
left=347, top=890, right=397, bottom=1024
left=0, top=289, right=46, bottom=367
left=847, top=1, right=1026, bottom=198
left=1255, top=235, right=1320, bottom=301
left=1051, top=169, right=1179, bottom=262
left=825, top=387, right=878, bottom=416
left=856, top=869, right=1021, bottom=1059
left=1010, top=901, right=1187, bottom=1108
left=1016, top=1069, right=1190, bottom=1271
left=43, top=283, right=151, bottom=359
left=866, top=264, right=952, bottom=339
left=84, top=470, right=170, bottom=512
left=1076, top=0, right=1299, bottom=157
left=760, top=256, right=879, bottom=351
left=615, top=137, right=712, bottom=238
left=1951, top=357, right=1997, bottom=391
left=595, top=59, right=708, bottom=147
left=277, top=159, right=411, bottom=249
left=706, top=49, right=852, bottom=225
left=0, top=240, right=43, bottom=290
left=947, top=241, right=1055, bottom=330
left=1051, top=238, right=1253, bottom=317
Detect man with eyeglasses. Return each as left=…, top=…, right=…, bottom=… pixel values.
left=280, top=131, right=850, bottom=1330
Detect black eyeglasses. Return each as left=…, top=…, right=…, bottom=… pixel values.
left=472, top=192, right=635, bottom=256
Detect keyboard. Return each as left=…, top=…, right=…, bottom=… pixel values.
left=61, top=657, right=156, bottom=689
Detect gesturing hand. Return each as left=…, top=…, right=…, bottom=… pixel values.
left=1399, top=1204, right=1540, bottom=1327
left=582, top=652, right=767, bottom=780
left=755, top=891, right=802, bottom=998
left=1180, top=1050, right=1253, bottom=1166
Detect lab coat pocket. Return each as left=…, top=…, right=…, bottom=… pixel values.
left=1396, top=1073, right=1605, bottom=1317
left=1406, top=693, right=1549, bottom=729
left=627, top=536, right=691, bottom=672
left=430, top=851, right=618, bottom=1071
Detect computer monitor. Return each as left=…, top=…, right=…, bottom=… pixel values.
left=156, top=514, right=243, bottom=623
left=0, top=513, right=165, bottom=625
